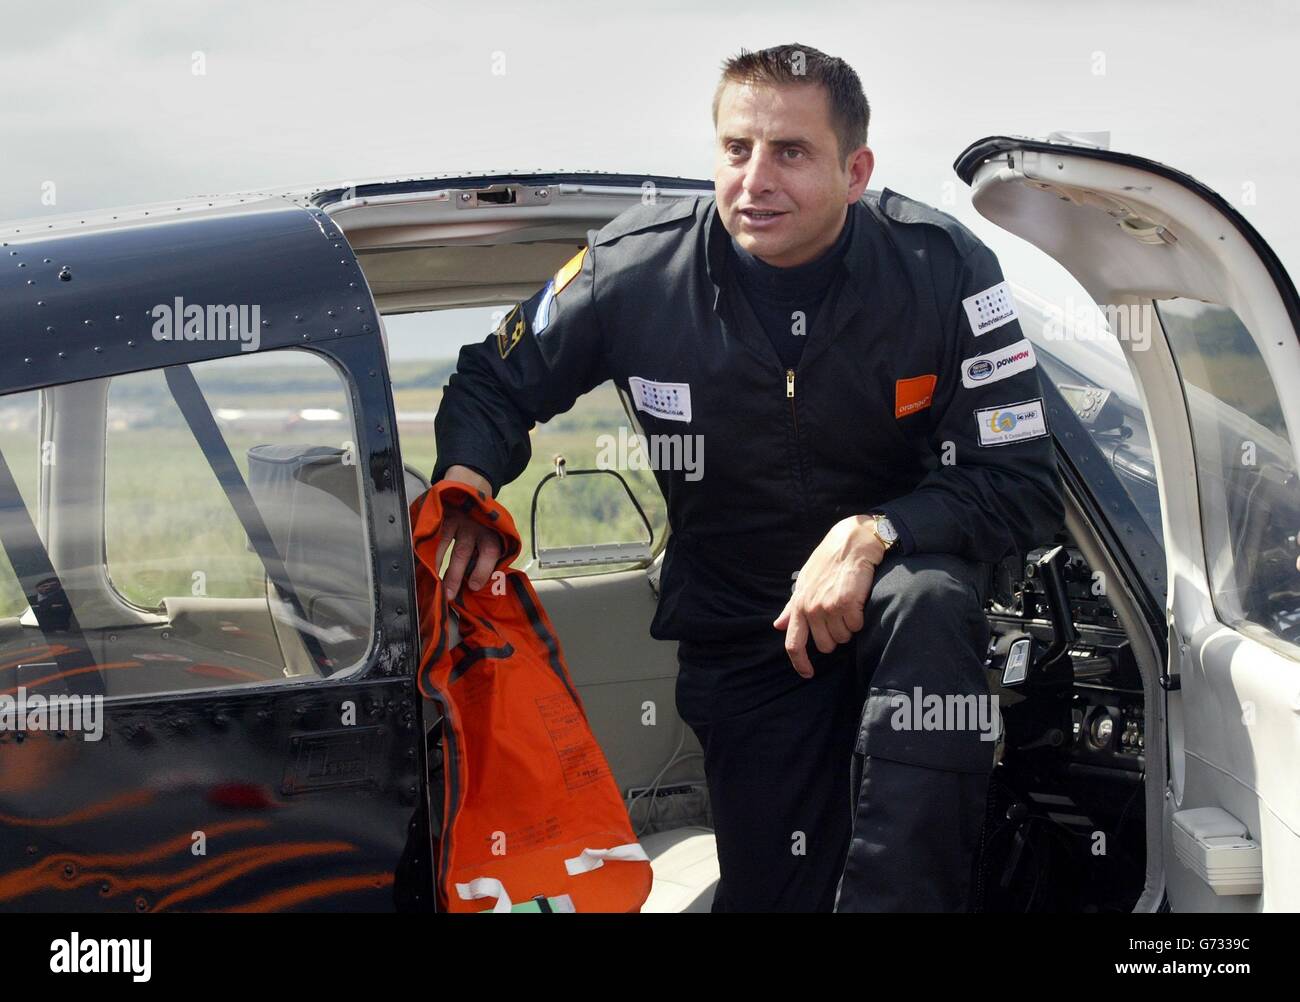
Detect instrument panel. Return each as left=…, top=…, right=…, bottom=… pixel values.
left=983, top=545, right=1145, bottom=773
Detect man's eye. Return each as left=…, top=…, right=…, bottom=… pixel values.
left=784, top=148, right=805, bottom=160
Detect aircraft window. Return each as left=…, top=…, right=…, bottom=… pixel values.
left=1027, top=305, right=1165, bottom=592
left=1157, top=299, right=1300, bottom=653
left=0, top=390, right=41, bottom=620
left=95, top=349, right=375, bottom=693
left=383, top=307, right=668, bottom=579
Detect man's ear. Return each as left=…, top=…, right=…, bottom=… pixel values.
left=846, top=146, right=875, bottom=202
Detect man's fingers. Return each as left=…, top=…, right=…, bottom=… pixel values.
left=436, top=510, right=472, bottom=572
left=443, top=533, right=475, bottom=600
left=467, top=534, right=502, bottom=591
left=773, top=597, right=792, bottom=630
left=809, top=616, right=837, bottom=655
left=827, top=615, right=853, bottom=646
left=784, top=608, right=814, bottom=678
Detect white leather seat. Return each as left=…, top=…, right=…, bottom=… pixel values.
left=639, top=826, right=719, bottom=913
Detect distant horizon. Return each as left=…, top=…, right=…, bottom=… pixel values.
left=3, top=0, right=1296, bottom=335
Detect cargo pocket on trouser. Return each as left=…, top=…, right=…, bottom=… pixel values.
left=834, top=687, right=997, bottom=913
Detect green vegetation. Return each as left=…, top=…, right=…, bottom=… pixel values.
left=0, top=361, right=666, bottom=619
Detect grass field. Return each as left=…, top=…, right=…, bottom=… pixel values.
left=0, top=358, right=666, bottom=618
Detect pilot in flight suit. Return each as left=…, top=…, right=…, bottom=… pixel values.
left=432, top=186, right=1064, bottom=912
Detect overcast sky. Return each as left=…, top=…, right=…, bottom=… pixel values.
left=3, top=0, right=1297, bottom=357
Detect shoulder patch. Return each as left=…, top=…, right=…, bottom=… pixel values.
left=593, top=194, right=700, bottom=246
left=495, top=303, right=526, bottom=358
left=878, top=187, right=981, bottom=259
left=552, top=246, right=586, bottom=296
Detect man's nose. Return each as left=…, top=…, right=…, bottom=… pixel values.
left=742, top=147, right=779, bottom=197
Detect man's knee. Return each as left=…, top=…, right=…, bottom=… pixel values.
left=868, top=553, right=985, bottom=630
left=865, top=553, right=987, bottom=645
left=858, top=552, right=991, bottom=693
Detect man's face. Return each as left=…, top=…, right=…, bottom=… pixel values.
left=714, top=80, right=874, bottom=268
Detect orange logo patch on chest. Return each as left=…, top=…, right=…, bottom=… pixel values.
left=895, top=374, right=937, bottom=419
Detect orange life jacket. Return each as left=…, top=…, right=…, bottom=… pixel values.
left=410, top=481, right=652, bottom=913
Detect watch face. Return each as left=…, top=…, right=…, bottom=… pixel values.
left=874, top=516, right=898, bottom=546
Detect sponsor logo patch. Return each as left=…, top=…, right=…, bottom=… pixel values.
left=495, top=303, right=526, bottom=358
left=629, top=376, right=692, bottom=423
left=962, top=280, right=1018, bottom=336
left=975, top=397, right=1049, bottom=446
left=895, top=374, right=938, bottom=419
left=961, top=338, right=1037, bottom=388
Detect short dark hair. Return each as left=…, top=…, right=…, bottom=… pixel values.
left=712, top=43, right=870, bottom=163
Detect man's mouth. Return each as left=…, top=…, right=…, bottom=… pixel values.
left=740, top=208, right=784, bottom=219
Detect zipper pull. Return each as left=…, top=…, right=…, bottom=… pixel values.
left=786, top=369, right=796, bottom=399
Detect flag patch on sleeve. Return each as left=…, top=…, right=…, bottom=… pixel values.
left=553, top=247, right=587, bottom=296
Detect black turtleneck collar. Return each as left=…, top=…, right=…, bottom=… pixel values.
left=727, top=205, right=855, bottom=302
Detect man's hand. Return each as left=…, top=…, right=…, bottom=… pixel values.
left=435, top=465, right=502, bottom=600
left=773, top=515, right=888, bottom=678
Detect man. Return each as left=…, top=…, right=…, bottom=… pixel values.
left=431, top=43, right=1064, bottom=912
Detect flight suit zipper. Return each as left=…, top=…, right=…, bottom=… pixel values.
left=784, top=366, right=808, bottom=520
left=786, top=369, right=797, bottom=435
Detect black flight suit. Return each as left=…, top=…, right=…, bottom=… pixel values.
left=432, top=188, right=1065, bottom=912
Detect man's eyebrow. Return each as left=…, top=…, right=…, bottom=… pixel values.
left=719, top=135, right=817, bottom=147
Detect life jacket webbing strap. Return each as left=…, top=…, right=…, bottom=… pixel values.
left=564, top=842, right=651, bottom=876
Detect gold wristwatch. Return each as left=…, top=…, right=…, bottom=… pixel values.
left=868, top=514, right=899, bottom=552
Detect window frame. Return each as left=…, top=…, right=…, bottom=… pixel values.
left=1155, top=297, right=1300, bottom=661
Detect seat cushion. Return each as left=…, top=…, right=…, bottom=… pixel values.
left=639, top=826, right=718, bottom=913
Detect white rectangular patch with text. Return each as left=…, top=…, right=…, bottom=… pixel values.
left=975, top=397, right=1049, bottom=447
left=629, top=376, right=692, bottom=423
left=963, top=280, right=1018, bottom=336
left=961, top=338, right=1037, bottom=389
